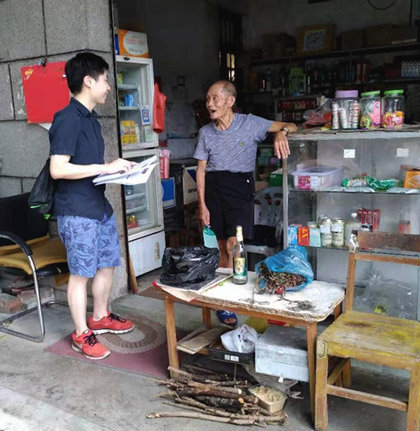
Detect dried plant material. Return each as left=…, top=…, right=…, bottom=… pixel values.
left=257, top=263, right=306, bottom=295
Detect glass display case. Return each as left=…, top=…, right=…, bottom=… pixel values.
left=283, top=128, right=420, bottom=320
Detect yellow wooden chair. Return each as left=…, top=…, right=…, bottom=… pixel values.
left=315, top=231, right=420, bottom=431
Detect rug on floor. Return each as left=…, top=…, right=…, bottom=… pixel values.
left=45, top=314, right=185, bottom=379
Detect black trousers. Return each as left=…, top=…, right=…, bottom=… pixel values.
left=205, top=171, right=255, bottom=240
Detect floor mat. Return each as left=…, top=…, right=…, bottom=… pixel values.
left=45, top=314, right=186, bottom=379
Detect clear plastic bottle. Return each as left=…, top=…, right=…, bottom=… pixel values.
left=382, top=90, right=405, bottom=129
left=332, top=90, right=359, bottom=130
left=345, top=212, right=362, bottom=246
left=360, top=91, right=381, bottom=129
left=265, top=69, right=272, bottom=92
left=233, top=225, right=248, bottom=284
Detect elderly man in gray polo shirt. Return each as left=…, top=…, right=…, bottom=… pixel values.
left=194, top=80, right=297, bottom=271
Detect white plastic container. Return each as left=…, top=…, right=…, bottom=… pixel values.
left=255, top=325, right=309, bottom=382
left=292, top=166, right=343, bottom=190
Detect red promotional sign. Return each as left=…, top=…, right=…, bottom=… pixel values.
left=21, top=61, right=70, bottom=123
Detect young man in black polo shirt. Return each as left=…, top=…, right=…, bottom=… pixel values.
left=50, top=52, right=135, bottom=360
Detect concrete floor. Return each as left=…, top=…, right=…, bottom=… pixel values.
left=0, top=291, right=414, bottom=431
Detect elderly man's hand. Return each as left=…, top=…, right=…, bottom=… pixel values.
left=274, top=130, right=291, bottom=159
left=199, top=205, right=210, bottom=227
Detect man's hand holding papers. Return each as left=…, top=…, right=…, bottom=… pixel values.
left=93, top=156, right=158, bottom=186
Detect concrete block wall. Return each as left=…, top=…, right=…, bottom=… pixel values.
left=0, top=0, right=129, bottom=298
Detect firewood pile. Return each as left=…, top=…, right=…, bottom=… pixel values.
left=146, top=366, right=288, bottom=426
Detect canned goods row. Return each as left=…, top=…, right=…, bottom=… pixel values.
left=319, top=216, right=345, bottom=247
left=356, top=208, right=381, bottom=232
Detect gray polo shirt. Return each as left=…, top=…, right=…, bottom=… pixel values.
left=194, top=113, right=272, bottom=173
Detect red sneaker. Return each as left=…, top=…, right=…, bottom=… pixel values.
left=71, top=329, right=111, bottom=360
left=88, top=312, right=134, bottom=335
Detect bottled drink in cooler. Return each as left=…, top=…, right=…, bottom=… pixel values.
left=399, top=207, right=411, bottom=234
left=233, top=225, right=248, bottom=284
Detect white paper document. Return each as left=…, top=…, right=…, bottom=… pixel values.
left=93, top=156, right=158, bottom=186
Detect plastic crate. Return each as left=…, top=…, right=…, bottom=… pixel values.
left=292, top=166, right=343, bottom=190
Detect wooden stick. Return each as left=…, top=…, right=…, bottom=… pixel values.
left=177, top=387, right=256, bottom=403
left=187, top=380, right=242, bottom=394
left=181, top=364, right=229, bottom=380
left=146, top=411, right=251, bottom=424
left=171, top=399, right=234, bottom=417
left=146, top=411, right=287, bottom=425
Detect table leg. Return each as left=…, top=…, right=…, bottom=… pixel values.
left=333, top=303, right=342, bottom=320
left=202, top=307, right=212, bottom=329
left=306, top=323, right=317, bottom=422
left=164, top=296, right=179, bottom=376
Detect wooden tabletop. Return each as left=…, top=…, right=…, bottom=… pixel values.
left=155, top=272, right=345, bottom=323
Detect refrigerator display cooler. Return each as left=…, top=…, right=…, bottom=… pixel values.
left=116, top=56, right=165, bottom=276
left=123, top=149, right=165, bottom=276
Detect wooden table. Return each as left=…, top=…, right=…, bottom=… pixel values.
left=154, top=272, right=345, bottom=420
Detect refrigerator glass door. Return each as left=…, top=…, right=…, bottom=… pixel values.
left=116, top=56, right=158, bottom=151
left=124, top=149, right=163, bottom=240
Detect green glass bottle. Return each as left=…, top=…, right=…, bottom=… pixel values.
left=233, top=225, right=248, bottom=284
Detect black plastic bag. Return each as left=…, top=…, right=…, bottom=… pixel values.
left=160, top=246, right=220, bottom=289
left=28, top=158, right=55, bottom=220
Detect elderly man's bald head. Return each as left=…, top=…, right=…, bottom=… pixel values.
left=209, top=80, right=237, bottom=99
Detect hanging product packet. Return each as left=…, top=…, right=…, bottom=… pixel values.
left=342, top=175, right=400, bottom=191
left=153, top=83, right=167, bottom=133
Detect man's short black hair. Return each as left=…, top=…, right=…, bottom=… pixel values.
left=65, top=52, right=109, bottom=95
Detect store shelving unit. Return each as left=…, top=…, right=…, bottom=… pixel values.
left=243, top=42, right=420, bottom=120
left=251, top=42, right=420, bottom=67
left=282, top=126, right=420, bottom=320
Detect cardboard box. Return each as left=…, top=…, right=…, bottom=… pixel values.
left=262, top=33, right=295, bottom=59
left=340, top=29, right=365, bottom=50
left=248, top=386, right=287, bottom=414
left=183, top=166, right=197, bottom=204
left=309, top=227, right=321, bottom=247
left=287, top=225, right=300, bottom=245
left=298, top=226, right=310, bottom=246
left=161, top=178, right=175, bottom=208
left=366, top=25, right=393, bottom=47
left=115, top=29, right=149, bottom=58
left=390, top=26, right=418, bottom=44
left=404, top=169, right=420, bottom=189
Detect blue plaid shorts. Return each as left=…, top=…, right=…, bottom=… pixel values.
left=57, top=214, right=121, bottom=278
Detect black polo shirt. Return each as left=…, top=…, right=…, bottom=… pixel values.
left=49, top=98, right=113, bottom=220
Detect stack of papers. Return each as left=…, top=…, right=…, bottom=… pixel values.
left=93, top=156, right=158, bottom=186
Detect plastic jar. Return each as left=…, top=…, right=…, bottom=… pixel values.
left=382, top=89, right=405, bottom=129
left=360, top=91, right=381, bottom=129
left=332, top=90, right=360, bottom=130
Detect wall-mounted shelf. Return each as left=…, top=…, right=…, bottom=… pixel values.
left=288, top=126, right=420, bottom=141
left=251, top=42, right=420, bottom=67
